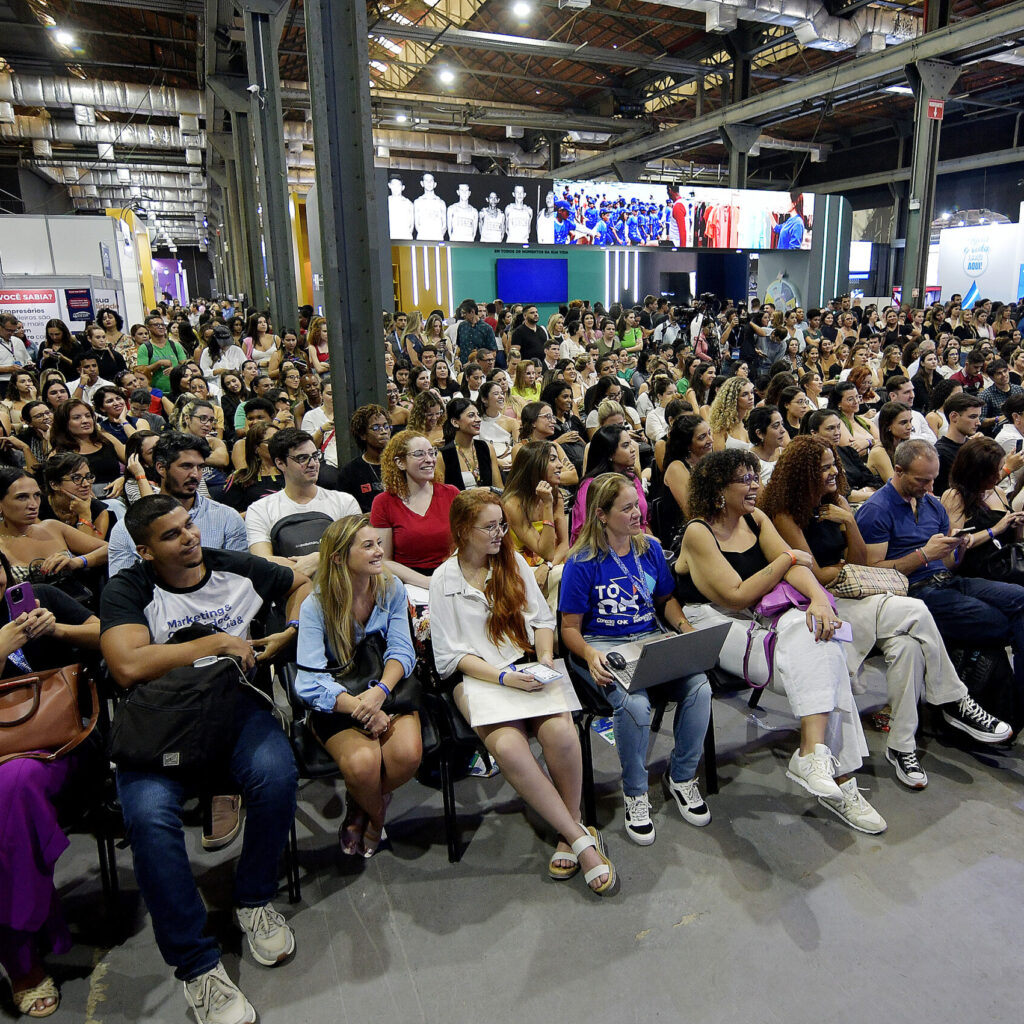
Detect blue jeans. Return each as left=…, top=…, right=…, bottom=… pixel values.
left=573, top=633, right=711, bottom=797
left=916, top=575, right=1024, bottom=692
left=117, top=695, right=298, bottom=982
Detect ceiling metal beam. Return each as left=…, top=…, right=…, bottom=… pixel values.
left=367, top=20, right=710, bottom=75
left=560, top=0, right=1024, bottom=179
left=807, top=144, right=1024, bottom=194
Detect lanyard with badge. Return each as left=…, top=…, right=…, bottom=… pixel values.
left=608, top=546, right=652, bottom=618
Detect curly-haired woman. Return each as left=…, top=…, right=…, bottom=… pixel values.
left=708, top=376, right=755, bottom=451
left=760, top=435, right=1008, bottom=790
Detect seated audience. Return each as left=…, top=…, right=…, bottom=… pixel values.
left=430, top=488, right=614, bottom=893
left=709, top=376, right=755, bottom=451
left=570, top=425, right=646, bottom=542
left=561, top=473, right=712, bottom=845
left=0, top=547, right=101, bottom=1017
left=221, top=422, right=282, bottom=513
left=761, top=436, right=1009, bottom=789
left=41, top=451, right=114, bottom=542
left=370, top=430, right=458, bottom=587
left=435, top=397, right=502, bottom=490
left=108, top=433, right=248, bottom=574
left=100, top=494, right=308, bottom=1024
left=296, top=516, right=422, bottom=858
left=676, top=450, right=886, bottom=833
left=50, top=400, right=125, bottom=498
left=856, top=439, right=1024, bottom=726
left=246, top=428, right=359, bottom=576
left=336, top=404, right=391, bottom=513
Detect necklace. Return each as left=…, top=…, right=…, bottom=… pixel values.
left=361, top=454, right=381, bottom=482
left=457, top=441, right=480, bottom=483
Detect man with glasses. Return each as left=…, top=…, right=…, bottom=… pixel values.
left=136, top=313, right=189, bottom=393
left=246, top=428, right=359, bottom=578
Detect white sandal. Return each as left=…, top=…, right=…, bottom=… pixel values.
left=549, top=823, right=601, bottom=880
left=570, top=828, right=616, bottom=897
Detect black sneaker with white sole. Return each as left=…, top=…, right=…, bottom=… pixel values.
left=942, top=695, right=1012, bottom=744
left=885, top=748, right=928, bottom=789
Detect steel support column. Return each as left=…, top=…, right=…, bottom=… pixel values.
left=243, top=1, right=298, bottom=331
left=304, top=0, right=387, bottom=462
left=720, top=123, right=761, bottom=190
left=900, top=59, right=959, bottom=305
left=231, top=113, right=266, bottom=307
left=224, top=153, right=252, bottom=303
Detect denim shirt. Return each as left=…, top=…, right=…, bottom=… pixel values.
left=295, top=579, right=416, bottom=712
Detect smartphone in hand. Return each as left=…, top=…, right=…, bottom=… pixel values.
left=5, top=581, right=35, bottom=620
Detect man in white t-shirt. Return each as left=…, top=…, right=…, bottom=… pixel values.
left=447, top=184, right=478, bottom=242
left=504, top=185, right=533, bottom=243
left=387, top=176, right=415, bottom=239
left=478, top=192, right=505, bottom=243
left=246, top=428, right=359, bottom=577
left=413, top=173, right=447, bottom=240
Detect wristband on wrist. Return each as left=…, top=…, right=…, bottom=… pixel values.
left=988, top=528, right=995, bottom=541
left=917, top=548, right=928, bottom=566
left=375, top=681, right=391, bottom=697
left=286, top=619, right=300, bottom=630
left=498, top=670, right=507, bottom=686
left=541, top=519, right=555, bottom=528
left=784, top=550, right=798, bottom=568
left=79, top=555, right=88, bottom=569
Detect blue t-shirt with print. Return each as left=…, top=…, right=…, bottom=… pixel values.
left=559, top=539, right=674, bottom=638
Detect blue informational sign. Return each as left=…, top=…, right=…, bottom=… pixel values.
left=64, top=288, right=94, bottom=322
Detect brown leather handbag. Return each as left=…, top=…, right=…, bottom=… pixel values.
left=0, top=665, right=98, bottom=766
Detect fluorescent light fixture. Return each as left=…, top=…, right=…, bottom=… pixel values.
left=604, top=250, right=610, bottom=309
left=411, top=248, right=419, bottom=305
left=439, top=68, right=455, bottom=85
left=884, top=85, right=914, bottom=95
left=434, top=245, right=442, bottom=302
left=446, top=247, right=454, bottom=315
left=55, top=28, right=75, bottom=45
left=395, top=113, right=408, bottom=123
left=513, top=1, right=531, bottom=16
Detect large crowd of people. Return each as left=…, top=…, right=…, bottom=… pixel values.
left=4, top=289, right=1024, bottom=1022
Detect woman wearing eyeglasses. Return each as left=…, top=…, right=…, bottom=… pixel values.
left=430, top=488, right=615, bottom=895
left=370, top=429, right=459, bottom=588
left=41, top=451, right=114, bottom=541
left=675, top=450, right=885, bottom=834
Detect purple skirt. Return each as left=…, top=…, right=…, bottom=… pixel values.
left=0, top=756, right=73, bottom=979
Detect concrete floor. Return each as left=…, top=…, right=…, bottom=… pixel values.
left=7, top=682, right=1024, bottom=1024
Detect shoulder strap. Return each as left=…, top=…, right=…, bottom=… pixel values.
left=681, top=518, right=722, bottom=550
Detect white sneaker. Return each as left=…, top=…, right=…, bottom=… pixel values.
left=818, top=778, right=888, bottom=834
left=623, top=792, right=656, bottom=845
left=235, top=903, right=295, bottom=967
left=786, top=743, right=842, bottom=800
left=663, top=772, right=712, bottom=826
left=183, top=963, right=255, bottom=1024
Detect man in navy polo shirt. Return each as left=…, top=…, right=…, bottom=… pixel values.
left=856, top=438, right=1021, bottom=739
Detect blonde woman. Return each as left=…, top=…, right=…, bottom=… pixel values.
left=296, top=516, right=422, bottom=858
left=709, top=375, right=755, bottom=451
left=401, top=311, right=426, bottom=368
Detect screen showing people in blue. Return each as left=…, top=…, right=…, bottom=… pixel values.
left=383, top=167, right=813, bottom=250
left=552, top=181, right=814, bottom=250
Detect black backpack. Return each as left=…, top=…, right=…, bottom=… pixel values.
left=269, top=511, right=334, bottom=559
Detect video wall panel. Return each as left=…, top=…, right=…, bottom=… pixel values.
left=384, top=167, right=814, bottom=251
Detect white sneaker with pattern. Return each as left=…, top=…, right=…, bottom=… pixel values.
left=183, top=963, right=255, bottom=1024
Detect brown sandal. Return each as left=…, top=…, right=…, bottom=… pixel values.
left=15, top=975, right=60, bottom=1018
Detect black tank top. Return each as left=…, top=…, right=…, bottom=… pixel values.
left=803, top=513, right=846, bottom=569
left=675, top=514, right=767, bottom=604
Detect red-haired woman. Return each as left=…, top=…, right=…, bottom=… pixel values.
left=428, top=488, right=615, bottom=896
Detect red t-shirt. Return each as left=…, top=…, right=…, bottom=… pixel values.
left=370, top=483, right=459, bottom=571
